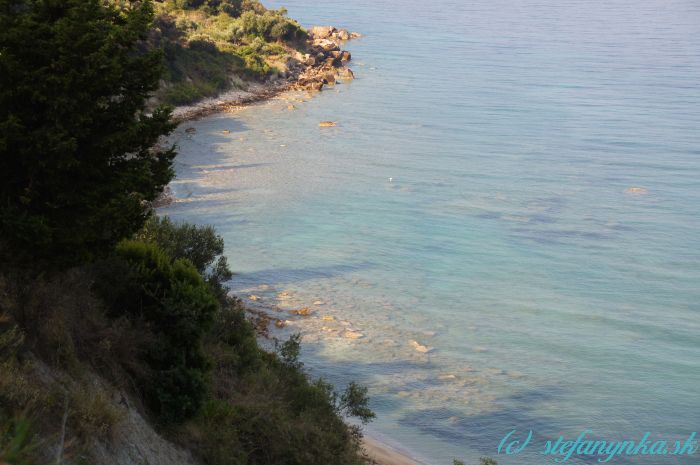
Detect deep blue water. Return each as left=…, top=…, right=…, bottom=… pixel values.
left=160, top=1, right=700, bottom=463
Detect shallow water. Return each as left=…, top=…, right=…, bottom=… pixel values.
left=160, top=0, right=700, bottom=463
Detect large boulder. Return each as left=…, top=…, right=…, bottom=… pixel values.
left=314, top=38, right=340, bottom=52
left=337, top=29, right=350, bottom=40
left=322, top=71, right=336, bottom=84
left=340, top=68, right=354, bottom=80
left=308, top=81, right=324, bottom=91
left=309, top=26, right=335, bottom=39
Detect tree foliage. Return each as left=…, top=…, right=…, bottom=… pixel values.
left=0, top=0, right=175, bottom=270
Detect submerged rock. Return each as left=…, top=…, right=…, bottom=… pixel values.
left=624, top=187, right=648, bottom=195
left=323, top=72, right=336, bottom=85
left=314, top=38, right=340, bottom=52
left=340, top=68, right=354, bottom=80
left=291, top=307, right=314, bottom=316
left=309, top=26, right=335, bottom=39
left=410, top=340, right=434, bottom=353
left=344, top=330, right=364, bottom=339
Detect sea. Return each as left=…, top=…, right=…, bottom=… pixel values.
left=159, top=0, right=700, bottom=463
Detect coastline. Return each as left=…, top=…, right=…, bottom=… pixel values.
left=171, top=25, right=360, bottom=122
left=163, top=29, right=435, bottom=465
left=171, top=81, right=292, bottom=122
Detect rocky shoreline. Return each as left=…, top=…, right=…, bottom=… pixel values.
left=172, top=25, right=360, bottom=122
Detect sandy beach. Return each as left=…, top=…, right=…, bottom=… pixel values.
left=363, top=437, right=428, bottom=465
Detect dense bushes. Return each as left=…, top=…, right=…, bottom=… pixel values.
left=182, top=333, right=372, bottom=465
left=169, top=0, right=243, bottom=16
left=96, top=239, right=218, bottom=423
left=136, top=216, right=233, bottom=301
left=115, top=218, right=373, bottom=464
left=232, top=9, right=307, bottom=43
left=1, top=216, right=374, bottom=463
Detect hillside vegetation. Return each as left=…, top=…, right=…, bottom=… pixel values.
left=0, top=1, right=372, bottom=464
left=1, top=218, right=373, bottom=465
left=147, top=0, right=308, bottom=104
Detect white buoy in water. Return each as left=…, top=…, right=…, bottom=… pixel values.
left=389, top=177, right=393, bottom=182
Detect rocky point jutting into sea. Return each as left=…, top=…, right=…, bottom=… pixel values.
left=172, top=25, right=361, bottom=122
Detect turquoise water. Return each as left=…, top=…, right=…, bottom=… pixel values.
left=160, top=0, right=700, bottom=463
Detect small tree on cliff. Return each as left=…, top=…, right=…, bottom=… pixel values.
left=0, top=0, right=175, bottom=270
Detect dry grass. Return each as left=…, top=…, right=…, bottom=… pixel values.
left=0, top=272, right=131, bottom=461
left=2, top=270, right=149, bottom=387
left=67, top=385, right=123, bottom=442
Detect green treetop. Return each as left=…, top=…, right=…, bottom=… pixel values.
left=0, top=0, right=175, bottom=270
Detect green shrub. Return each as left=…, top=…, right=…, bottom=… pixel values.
left=235, top=47, right=271, bottom=76
left=232, top=9, right=306, bottom=43
left=96, top=239, right=219, bottom=423
left=193, top=334, right=370, bottom=465
left=207, top=299, right=261, bottom=379
left=0, top=416, right=36, bottom=465
left=137, top=216, right=234, bottom=302
left=184, top=367, right=368, bottom=465
left=167, top=0, right=260, bottom=17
